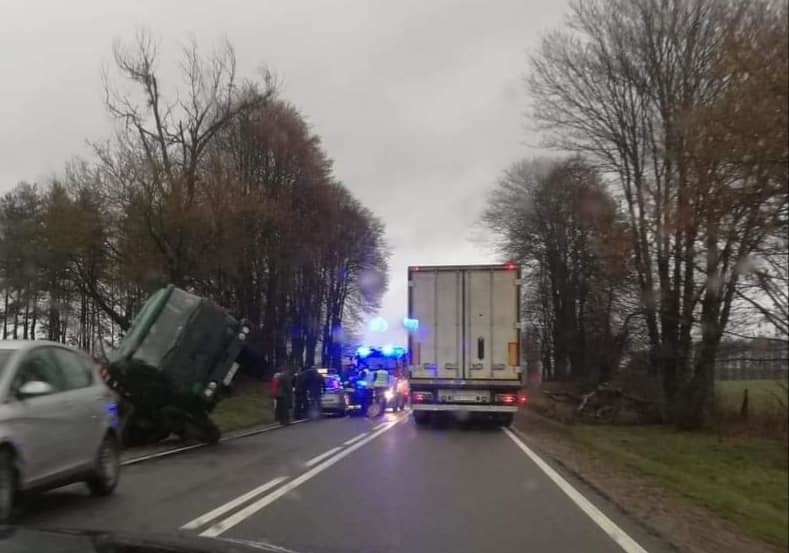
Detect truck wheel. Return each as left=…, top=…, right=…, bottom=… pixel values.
left=182, top=414, right=221, bottom=444
left=121, top=415, right=155, bottom=447
left=0, top=450, right=16, bottom=523
left=413, top=412, right=429, bottom=426
left=498, top=413, right=514, bottom=427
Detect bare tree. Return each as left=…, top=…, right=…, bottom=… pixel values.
left=528, top=0, right=788, bottom=427
left=102, top=30, right=274, bottom=286
left=483, top=158, right=636, bottom=385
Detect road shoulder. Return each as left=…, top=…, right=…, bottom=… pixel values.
left=514, top=411, right=784, bottom=553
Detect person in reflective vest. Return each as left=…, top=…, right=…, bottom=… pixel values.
left=373, top=365, right=390, bottom=390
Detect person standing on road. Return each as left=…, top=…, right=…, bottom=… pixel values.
left=293, top=369, right=308, bottom=420
left=395, top=374, right=409, bottom=411
left=372, top=364, right=391, bottom=415
left=275, top=367, right=294, bottom=425
left=373, top=364, right=391, bottom=390
left=306, top=368, right=324, bottom=418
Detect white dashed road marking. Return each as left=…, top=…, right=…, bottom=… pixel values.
left=199, top=419, right=402, bottom=537
left=304, top=446, right=342, bottom=468
left=342, top=432, right=368, bottom=446
left=181, top=476, right=289, bottom=531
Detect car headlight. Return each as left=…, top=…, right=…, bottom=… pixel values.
left=384, top=390, right=394, bottom=401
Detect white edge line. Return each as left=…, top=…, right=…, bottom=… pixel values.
left=121, top=443, right=205, bottom=465
left=342, top=432, right=368, bottom=446
left=223, top=418, right=308, bottom=441
left=180, top=476, right=288, bottom=530
left=502, top=428, right=649, bottom=553
left=200, top=419, right=403, bottom=537
left=372, top=421, right=389, bottom=430
left=304, top=446, right=342, bottom=468
left=121, top=419, right=308, bottom=466
left=220, top=537, right=304, bottom=553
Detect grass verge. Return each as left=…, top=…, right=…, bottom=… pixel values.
left=565, top=423, right=788, bottom=548
left=716, top=379, right=787, bottom=415
left=212, top=392, right=275, bottom=433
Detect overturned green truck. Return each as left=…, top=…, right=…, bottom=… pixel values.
left=100, top=285, right=251, bottom=446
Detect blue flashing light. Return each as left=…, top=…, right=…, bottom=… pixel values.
left=393, top=346, right=407, bottom=357
left=403, top=317, right=419, bottom=331
left=381, top=344, right=395, bottom=356
left=369, top=317, right=388, bottom=333
left=356, top=380, right=368, bottom=388
left=356, top=346, right=372, bottom=358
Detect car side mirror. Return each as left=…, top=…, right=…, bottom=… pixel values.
left=17, top=380, right=55, bottom=399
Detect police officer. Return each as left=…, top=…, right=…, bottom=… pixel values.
left=373, top=364, right=390, bottom=390
left=371, top=364, right=391, bottom=416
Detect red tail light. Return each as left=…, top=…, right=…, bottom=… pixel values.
left=495, top=393, right=517, bottom=405
left=412, top=391, right=432, bottom=403
left=518, top=393, right=527, bottom=406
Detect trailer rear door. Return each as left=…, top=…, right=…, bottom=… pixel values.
left=409, top=268, right=462, bottom=379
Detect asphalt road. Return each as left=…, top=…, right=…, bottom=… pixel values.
left=18, top=412, right=670, bottom=553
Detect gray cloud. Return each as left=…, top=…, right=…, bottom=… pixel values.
left=1, top=0, right=567, bottom=346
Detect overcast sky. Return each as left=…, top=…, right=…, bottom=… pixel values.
left=1, top=0, right=567, bottom=346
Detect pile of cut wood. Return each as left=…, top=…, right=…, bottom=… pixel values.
left=543, top=383, right=660, bottom=424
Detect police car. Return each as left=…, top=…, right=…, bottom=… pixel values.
left=319, top=371, right=349, bottom=416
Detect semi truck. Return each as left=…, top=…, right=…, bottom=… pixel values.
left=407, top=264, right=524, bottom=426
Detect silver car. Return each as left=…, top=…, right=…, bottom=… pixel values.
left=320, top=374, right=348, bottom=416
left=0, top=341, right=121, bottom=522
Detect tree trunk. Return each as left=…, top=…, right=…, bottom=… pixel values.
left=30, top=292, right=38, bottom=339
left=2, top=287, right=8, bottom=339
left=48, top=303, right=60, bottom=341
left=22, top=298, right=30, bottom=340
left=12, top=290, right=20, bottom=339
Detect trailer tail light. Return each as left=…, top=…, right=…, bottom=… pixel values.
left=412, top=391, right=433, bottom=403
left=495, top=393, right=517, bottom=405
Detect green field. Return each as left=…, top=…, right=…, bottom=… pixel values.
left=569, top=424, right=789, bottom=548
left=211, top=392, right=275, bottom=433
left=715, top=379, right=788, bottom=416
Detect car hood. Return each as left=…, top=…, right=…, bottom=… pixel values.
left=0, top=526, right=307, bottom=553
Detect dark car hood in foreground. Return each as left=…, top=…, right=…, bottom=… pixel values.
left=0, top=526, right=306, bottom=553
